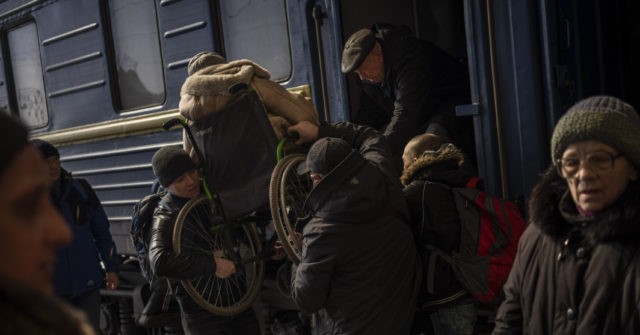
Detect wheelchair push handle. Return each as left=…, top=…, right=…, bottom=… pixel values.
left=276, top=131, right=300, bottom=162
left=162, top=118, right=187, bottom=131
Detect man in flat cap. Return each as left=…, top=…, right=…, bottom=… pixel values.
left=342, top=23, right=475, bottom=169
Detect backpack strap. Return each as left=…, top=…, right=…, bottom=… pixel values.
left=424, top=245, right=456, bottom=294
left=421, top=181, right=458, bottom=294
left=465, top=176, right=481, bottom=189
left=161, top=278, right=174, bottom=312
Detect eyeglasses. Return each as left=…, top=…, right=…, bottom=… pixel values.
left=557, top=151, right=624, bottom=177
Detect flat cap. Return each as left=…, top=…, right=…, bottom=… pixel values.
left=341, top=29, right=376, bottom=74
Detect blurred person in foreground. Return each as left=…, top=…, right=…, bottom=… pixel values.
left=0, top=112, right=95, bottom=335
left=493, top=95, right=640, bottom=334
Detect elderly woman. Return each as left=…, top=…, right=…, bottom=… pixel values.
left=0, top=113, right=95, bottom=334
left=492, top=96, right=640, bottom=334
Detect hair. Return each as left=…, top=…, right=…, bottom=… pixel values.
left=403, top=133, right=444, bottom=161
left=0, top=112, right=29, bottom=177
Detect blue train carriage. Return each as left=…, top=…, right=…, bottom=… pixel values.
left=0, top=0, right=636, bottom=333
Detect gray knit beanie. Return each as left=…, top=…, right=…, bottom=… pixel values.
left=187, top=51, right=226, bottom=75
left=551, top=95, right=640, bottom=168
left=152, top=146, right=196, bottom=187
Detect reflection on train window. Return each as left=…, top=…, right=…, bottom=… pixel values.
left=219, top=0, right=292, bottom=81
left=8, top=22, right=48, bottom=129
left=108, top=0, right=165, bottom=111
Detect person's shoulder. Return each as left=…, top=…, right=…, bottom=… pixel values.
left=73, top=178, right=94, bottom=192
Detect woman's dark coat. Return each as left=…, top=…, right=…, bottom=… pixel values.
left=291, top=122, right=422, bottom=335
left=492, top=167, right=640, bottom=334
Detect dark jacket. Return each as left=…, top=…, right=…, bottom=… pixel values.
left=148, top=193, right=219, bottom=333
left=52, top=170, right=119, bottom=296
left=401, top=144, right=475, bottom=311
left=493, top=167, right=640, bottom=334
left=148, top=193, right=258, bottom=334
left=0, top=275, right=95, bottom=335
left=291, top=122, right=422, bottom=335
left=356, top=23, right=472, bottom=161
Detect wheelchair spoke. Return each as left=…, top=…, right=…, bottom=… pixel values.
left=173, top=195, right=264, bottom=315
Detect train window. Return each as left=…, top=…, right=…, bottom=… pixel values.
left=108, top=0, right=165, bottom=111
left=7, top=22, right=48, bottom=128
left=219, top=0, right=291, bottom=81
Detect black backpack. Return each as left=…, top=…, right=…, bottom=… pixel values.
left=423, top=177, right=527, bottom=306
left=130, top=191, right=166, bottom=281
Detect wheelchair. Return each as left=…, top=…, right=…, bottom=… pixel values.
left=162, top=86, right=312, bottom=317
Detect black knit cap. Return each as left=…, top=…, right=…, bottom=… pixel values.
left=187, top=51, right=226, bottom=75
left=306, top=137, right=353, bottom=175
left=551, top=95, right=640, bottom=168
left=341, top=28, right=376, bottom=74
left=31, top=139, right=60, bottom=159
left=151, top=146, right=197, bottom=187
left=0, top=113, right=29, bottom=176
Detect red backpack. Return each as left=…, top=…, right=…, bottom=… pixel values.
left=424, top=177, right=527, bottom=306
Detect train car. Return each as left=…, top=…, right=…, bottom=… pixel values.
left=0, top=0, right=636, bottom=333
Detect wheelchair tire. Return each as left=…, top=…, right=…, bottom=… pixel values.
left=269, top=153, right=312, bottom=264
left=172, top=194, right=265, bottom=316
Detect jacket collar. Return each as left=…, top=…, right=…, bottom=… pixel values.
left=529, top=167, right=640, bottom=244
left=400, top=143, right=466, bottom=186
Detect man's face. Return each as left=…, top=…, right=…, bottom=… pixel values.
left=0, top=145, right=71, bottom=296
left=168, top=169, right=201, bottom=199
left=44, top=155, right=61, bottom=182
left=310, top=172, right=325, bottom=187
left=354, top=42, right=385, bottom=84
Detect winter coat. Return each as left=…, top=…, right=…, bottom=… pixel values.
left=401, top=144, right=475, bottom=311
left=52, top=170, right=119, bottom=297
left=0, top=275, right=95, bottom=335
left=291, top=122, right=422, bottom=335
left=492, top=167, right=640, bottom=334
left=179, top=59, right=319, bottom=158
left=148, top=192, right=256, bottom=334
left=356, top=23, right=472, bottom=161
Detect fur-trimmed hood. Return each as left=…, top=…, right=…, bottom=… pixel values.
left=528, top=165, right=640, bottom=244
left=180, top=59, right=271, bottom=97
left=400, top=143, right=465, bottom=186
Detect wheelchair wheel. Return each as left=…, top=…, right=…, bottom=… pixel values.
left=269, top=153, right=312, bottom=264
left=172, top=194, right=265, bottom=316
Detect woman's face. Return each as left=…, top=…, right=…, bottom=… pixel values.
left=0, top=145, right=71, bottom=296
left=560, top=140, right=637, bottom=212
